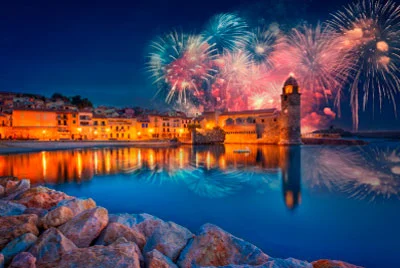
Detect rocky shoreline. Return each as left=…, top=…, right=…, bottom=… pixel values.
left=0, top=177, right=362, bottom=268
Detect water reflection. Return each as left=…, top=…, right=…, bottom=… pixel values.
left=0, top=143, right=399, bottom=204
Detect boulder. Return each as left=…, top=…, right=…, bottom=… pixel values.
left=14, top=186, right=72, bottom=210
left=0, top=214, right=39, bottom=250
left=312, top=260, right=363, bottom=268
left=54, top=242, right=142, bottom=268
left=40, top=206, right=74, bottom=229
left=56, top=198, right=96, bottom=215
left=29, top=228, right=77, bottom=266
left=177, top=224, right=269, bottom=268
left=0, top=176, right=18, bottom=187
left=40, top=198, right=97, bottom=229
left=58, top=207, right=108, bottom=248
left=9, top=252, right=36, bottom=268
left=0, top=254, right=4, bottom=268
left=0, top=201, right=26, bottom=216
left=3, top=180, right=30, bottom=200
left=95, top=222, right=146, bottom=249
left=1, top=233, right=37, bottom=264
left=109, top=213, right=164, bottom=239
left=24, top=208, right=48, bottom=218
left=0, top=185, right=4, bottom=198
left=204, top=258, right=312, bottom=267
left=146, top=249, right=178, bottom=268
left=144, top=221, right=193, bottom=261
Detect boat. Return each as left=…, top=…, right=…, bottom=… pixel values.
left=233, top=147, right=251, bottom=153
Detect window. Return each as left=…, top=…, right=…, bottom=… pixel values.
left=110, top=133, right=112, bottom=138
left=73, top=120, right=76, bottom=124
left=72, top=114, right=76, bottom=118
left=94, top=121, right=98, bottom=126
left=285, top=85, right=293, bottom=94
left=121, top=133, right=124, bottom=138
left=116, top=133, right=119, bottom=138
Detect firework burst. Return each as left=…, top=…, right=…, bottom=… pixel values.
left=202, top=13, right=250, bottom=54
left=148, top=32, right=217, bottom=104
left=330, top=0, right=400, bottom=130
left=245, top=27, right=279, bottom=70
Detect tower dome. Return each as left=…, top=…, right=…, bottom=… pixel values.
left=283, top=75, right=300, bottom=95
left=283, top=76, right=299, bottom=87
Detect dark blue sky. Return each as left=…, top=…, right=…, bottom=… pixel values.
left=0, top=0, right=399, bottom=130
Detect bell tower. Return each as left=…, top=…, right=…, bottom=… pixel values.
left=279, top=75, right=302, bottom=145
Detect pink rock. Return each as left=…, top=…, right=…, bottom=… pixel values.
left=55, top=242, right=142, bottom=268
left=312, top=259, right=364, bottom=268
left=58, top=207, right=108, bottom=248
left=29, top=228, right=77, bottom=266
left=109, top=213, right=164, bottom=239
left=95, top=222, right=146, bottom=249
left=0, top=185, right=4, bottom=197
left=56, top=198, right=96, bottom=216
left=40, top=206, right=74, bottom=229
left=1, top=232, right=38, bottom=264
left=144, top=221, right=193, bottom=262
left=9, top=252, right=36, bottom=268
left=146, top=249, right=178, bottom=268
left=0, top=214, right=39, bottom=250
left=14, top=186, right=72, bottom=210
left=0, top=176, right=18, bottom=187
left=177, top=224, right=269, bottom=268
left=4, top=180, right=30, bottom=200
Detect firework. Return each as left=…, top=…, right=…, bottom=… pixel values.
left=245, top=27, right=279, bottom=70
left=202, top=13, right=250, bottom=54
left=277, top=24, right=352, bottom=101
left=330, top=0, right=400, bottom=130
left=147, top=32, right=217, bottom=104
left=248, top=82, right=280, bottom=110
left=303, top=145, right=400, bottom=201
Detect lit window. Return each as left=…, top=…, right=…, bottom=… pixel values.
left=285, top=85, right=293, bottom=94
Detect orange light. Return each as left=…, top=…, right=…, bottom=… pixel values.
left=149, top=128, right=154, bottom=133
left=77, top=128, right=82, bottom=132
left=137, top=131, right=141, bottom=136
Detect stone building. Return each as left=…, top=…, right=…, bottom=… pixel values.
left=200, top=75, right=302, bottom=145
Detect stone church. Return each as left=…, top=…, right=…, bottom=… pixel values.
left=201, top=75, right=302, bottom=145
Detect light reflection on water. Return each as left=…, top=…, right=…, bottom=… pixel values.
left=1, top=144, right=399, bottom=203
left=0, top=143, right=399, bottom=267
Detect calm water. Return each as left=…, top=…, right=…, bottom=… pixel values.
left=1, top=142, right=399, bottom=267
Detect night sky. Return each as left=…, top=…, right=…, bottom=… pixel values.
left=0, top=0, right=399, bottom=130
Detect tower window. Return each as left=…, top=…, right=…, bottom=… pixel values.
left=285, top=85, right=293, bottom=94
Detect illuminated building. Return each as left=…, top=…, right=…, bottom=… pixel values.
left=200, top=75, right=302, bottom=144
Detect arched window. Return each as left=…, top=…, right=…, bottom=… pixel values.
left=225, top=118, right=234, bottom=125
left=246, top=117, right=255, bottom=124
left=235, top=118, right=244, bottom=125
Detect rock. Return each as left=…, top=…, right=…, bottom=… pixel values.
left=0, top=185, right=4, bottom=198
left=0, top=201, right=26, bottom=216
left=0, top=176, right=18, bottom=187
left=312, top=259, right=363, bottom=268
left=205, top=258, right=312, bottom=268
left=40, top=206, right=74, bottom=229
left=9, top=252, right=36, bottom=268
left=58, top=207, right=108, bottom=248
left=177, top=224, right=269, bottom=268
left=95, top=222, right=146, bottom=249
left=0, top=214, right=39, bottom=250
left=56, top=198, right=96, bottom=215
left=144, top=221, right=193, bottom=262
left=40, top=198, right=97, bottom=229
left=146, top=249, right=178, bottom=268
left=109, top=213, right=164, bottom=239
left=29, top=228, right=77, bottom=266
left=0, top=254, right=4, bottom=268
left=1, top=233, right=37, bottom=264
left=24, top=208, right=48, bottom=218
left=14, top=186, right=72, bottom=210
left=54, top=242, right=142, bottom=268
left=3, top=180, right=30, bottom=201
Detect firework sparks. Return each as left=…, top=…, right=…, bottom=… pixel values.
left=330, top=0, right=400, bottom=130
left=148, top=32, right=217, bottom=104
left=202, top=13, right=250, bottom=54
